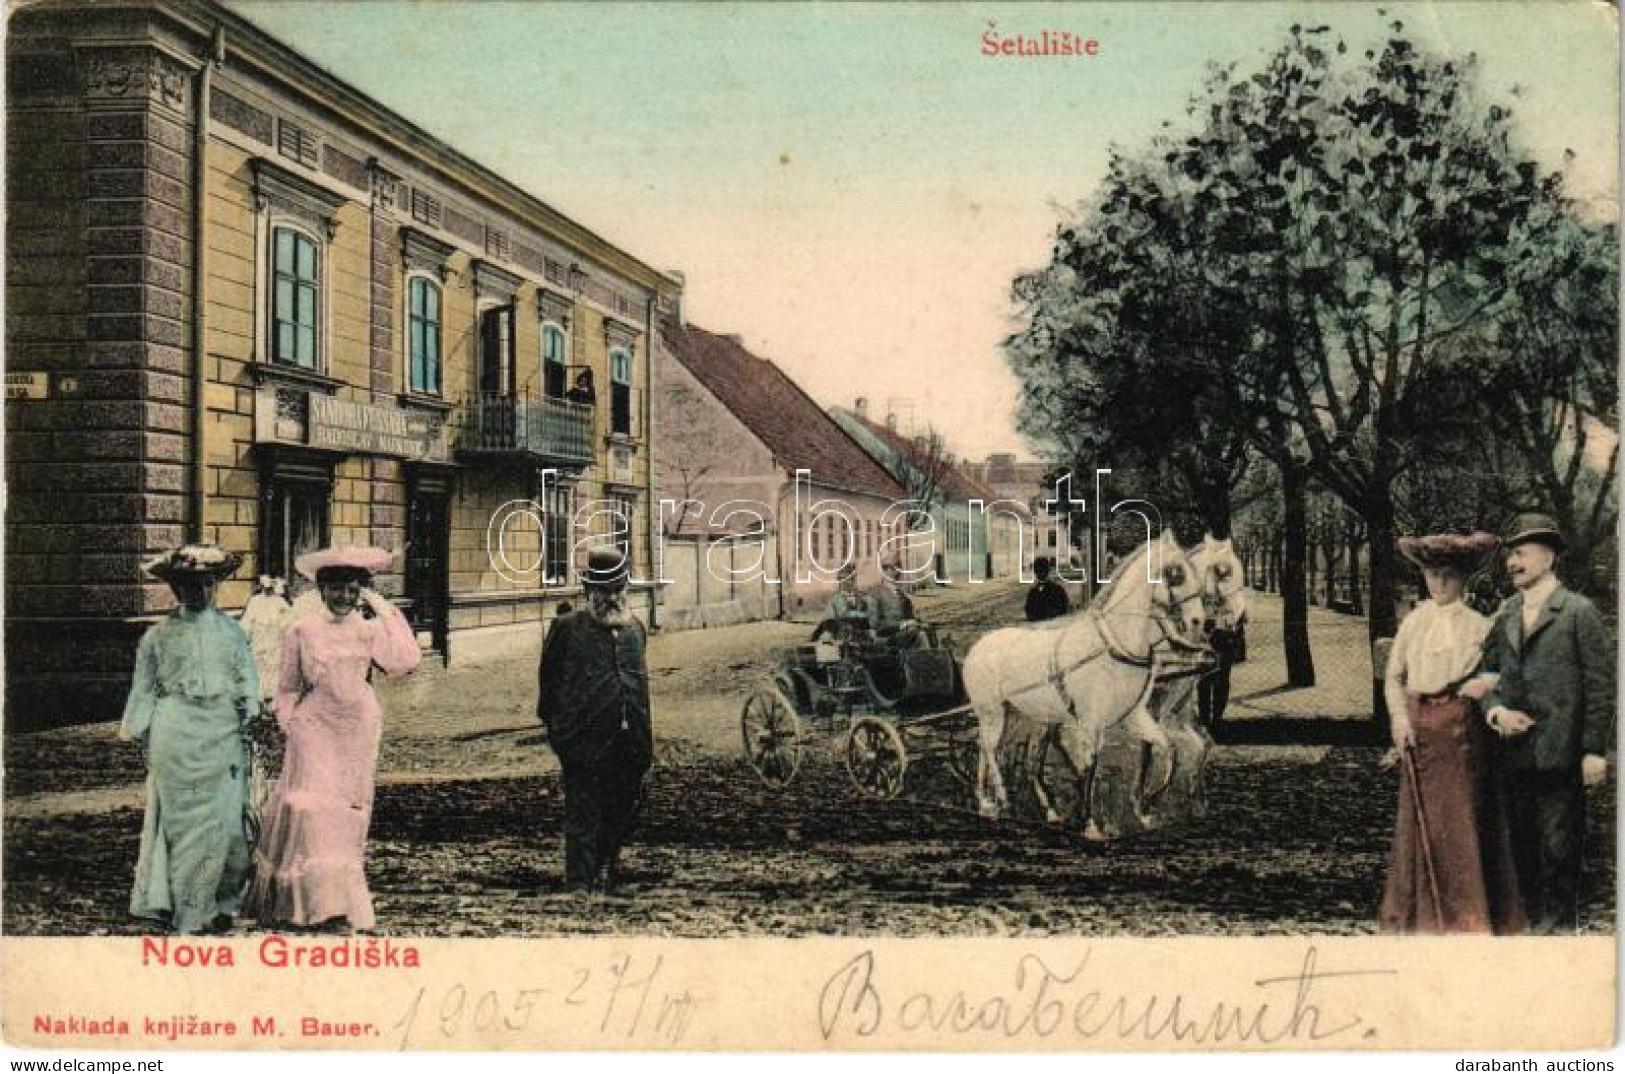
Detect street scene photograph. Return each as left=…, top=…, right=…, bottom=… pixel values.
left=2, top=0, right=1617, bottom=1039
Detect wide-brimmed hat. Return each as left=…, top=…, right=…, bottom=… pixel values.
left=142, top=543, right=243, bottom=582
left=1398, top=530, right=1500, bottom=574
left=294, top=545, right=394, bottom=581
left=582, top=547, right=629, bottom=589
left=1502, top=512, right=1566, bottom=553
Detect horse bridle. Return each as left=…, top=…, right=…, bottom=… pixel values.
left=1010, top=551, right=1206, bottom=710
left=1095, top=558, right=1208, bottom=666
left=1204, top=555, right=1246, bottom=627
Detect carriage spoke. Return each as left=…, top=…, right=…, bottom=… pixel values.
left=845, top=717, right=907, bottom=800
left=741, top=690, right=803, bottom=788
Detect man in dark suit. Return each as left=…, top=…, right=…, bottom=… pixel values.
left=537, top=549, right=653, bottom=894
left=1480, top=514, right=1614, bottom=932
left=1024, top=556, right=1070, bottom=622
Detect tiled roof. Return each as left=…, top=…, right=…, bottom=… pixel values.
left=961, top=465, right=1034, bottom=517
left=836, top=410, right=992, bottom=505
left=970, top=456, right=1051, bottom=488
left=659, top=321, right=906, bottom=500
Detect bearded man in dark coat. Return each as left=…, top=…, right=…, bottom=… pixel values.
left=537, top=548, right=653, bottom=893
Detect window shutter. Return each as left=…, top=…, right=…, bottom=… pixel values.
left=485, top=226, right=510, bottom=261
left=277, top=118, right=319, bottom=169
left=411, top=188, right=442, bottom=229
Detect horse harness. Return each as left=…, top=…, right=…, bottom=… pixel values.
left=1006, top=574, right=1207, bottom=730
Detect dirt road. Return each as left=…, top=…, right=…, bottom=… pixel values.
left=4, top=582, right=1614, bottom=935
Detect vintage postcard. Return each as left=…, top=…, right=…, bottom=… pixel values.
left=2, top=0, right=1618, bottom=1057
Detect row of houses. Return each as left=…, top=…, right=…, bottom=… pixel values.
left=4, top=0, right=1059, bottom=724
left=651, top=323, right=1037, bottom=631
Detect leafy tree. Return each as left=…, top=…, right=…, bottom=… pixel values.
left=1009, top=20, right=1594, bottom=688
left=1470, top=215, right=1619, bottom=586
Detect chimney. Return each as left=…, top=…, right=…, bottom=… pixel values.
left=854, top=396, right=869, bottom=419
left=885, top=411, right=898, bottom=431
left=665, top=269, right=686, bottom=325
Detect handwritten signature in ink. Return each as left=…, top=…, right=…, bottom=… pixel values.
left=818, top=945, right=1393, bottom=1044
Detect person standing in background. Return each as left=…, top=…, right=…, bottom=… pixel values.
left=1024, top=556, right=1070, bottom=622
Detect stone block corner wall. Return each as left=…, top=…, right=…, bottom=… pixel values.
left=6, top=9, right=201, bottom=727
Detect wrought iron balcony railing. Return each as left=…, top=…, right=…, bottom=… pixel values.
left=456, top=392, right=595, bottom=465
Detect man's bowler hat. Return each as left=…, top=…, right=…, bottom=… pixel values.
left=1502, top=513, right=1566, bottom=554
left=583, top=548, right=629, bottom=589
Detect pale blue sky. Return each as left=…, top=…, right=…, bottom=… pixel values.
left=227, top=1, right=1619, bottom=459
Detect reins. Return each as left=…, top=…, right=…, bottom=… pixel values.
left=1005, top=542, right=1204, bottom=719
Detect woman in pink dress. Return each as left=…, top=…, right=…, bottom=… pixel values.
left=246, top=546, right=420, bottom=930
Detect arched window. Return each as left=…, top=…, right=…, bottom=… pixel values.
left=407, top=275, right=442, bottom=394
left=542, top=323, right=568, bottom=399
left=271, top=226, right=320, bottom=368
left=609, top=347, right=633, bottom=435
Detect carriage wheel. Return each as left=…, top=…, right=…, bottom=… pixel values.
left=741, top=689, right=804, bottom=787
left=845, top=717, right=908, bottom=800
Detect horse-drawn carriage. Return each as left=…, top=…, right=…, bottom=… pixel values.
left=738, top=532, right=1249, bottom=836
left=739, top=618, right=979, bottom=799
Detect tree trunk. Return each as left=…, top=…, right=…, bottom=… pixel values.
left=1364, top=487, right=1401, bottom=742
left=1323, top=541, right=1338, bottom=607
left=1281, top=463, right=1316, bottom=688
left=1203, top=487, right=1233, bottom=541
left=1549, top=497, right=1600, bottom=595
left=1365, top=490, right=1400, bottom=645
left=1347, top=531, right=1364, bottom=615
left=1559, top=534, right=1592, bottom=593
left=1307, top=545, right=1318, bottom=606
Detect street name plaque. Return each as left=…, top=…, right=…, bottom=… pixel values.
left=5, top=373, right=48, bottom=400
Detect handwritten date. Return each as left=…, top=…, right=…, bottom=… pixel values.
left=394, top=954, right=707, bottom=1049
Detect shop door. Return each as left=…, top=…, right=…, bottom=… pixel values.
left=261, top=461, right=332, bottom=603
left=406, top=483, right=450, bottom=659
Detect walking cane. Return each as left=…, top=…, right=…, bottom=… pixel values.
left=1401, top=745, right=1446, bottom=927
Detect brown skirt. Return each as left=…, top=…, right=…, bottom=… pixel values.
left=1379, top=693, right=1526, bottom=935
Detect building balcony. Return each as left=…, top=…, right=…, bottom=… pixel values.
left=456, top=392, right=595, bottom=466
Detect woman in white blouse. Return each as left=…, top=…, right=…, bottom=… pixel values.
left=1379, top=530, right=1524, bottom=934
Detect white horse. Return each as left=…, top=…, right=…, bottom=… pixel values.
left=1037, top=535, right=1243, bottom=839
left=1137, top=534, right=1248, bottom=827
left=963, top=530, right=1207, bottom=831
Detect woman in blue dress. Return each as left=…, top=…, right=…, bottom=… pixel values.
left=120, top=544, right=259, bottom=934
